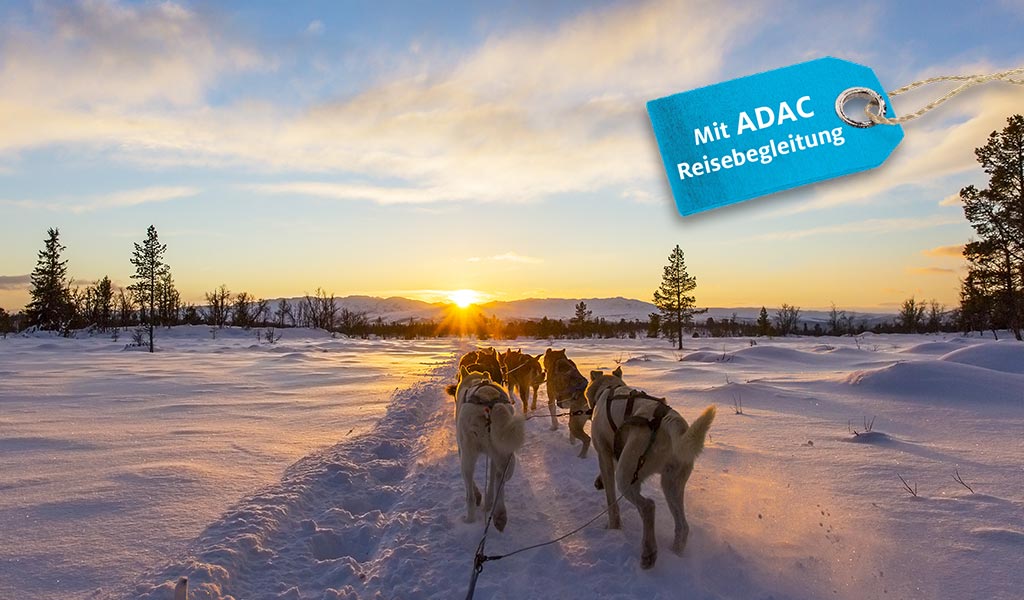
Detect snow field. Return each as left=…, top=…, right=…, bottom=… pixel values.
left=3, top=331, right=1022, bottom=599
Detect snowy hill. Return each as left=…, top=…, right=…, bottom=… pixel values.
left=272, top=295, right=895, bottom=325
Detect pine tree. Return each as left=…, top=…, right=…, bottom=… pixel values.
left=92, top=276, right=114, bottom=331
left=756, top=306, right=771, bottom=336
left=571, top=301, right=592, bottom=337
left=653, top=245, right=702, bottom=349
left=25, top=228, right=72, bottom=331
left=646, top=313, right=661, bottom=338
left=129, top=225, right=170, bottom=352
left=960, top=114, right=1024, bottom=340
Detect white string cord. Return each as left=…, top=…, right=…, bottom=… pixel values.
left=867, top=67, right=1024, bottom=125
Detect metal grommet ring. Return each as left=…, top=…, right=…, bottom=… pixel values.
left=835, top=87, right=886, bottom=128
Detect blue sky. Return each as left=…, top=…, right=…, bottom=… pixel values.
left=1, top=0, right=1023, bottom=312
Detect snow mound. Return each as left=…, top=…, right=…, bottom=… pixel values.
left=939, top=342, right=1024, bottom=375
left=900, top=342, right=958, bottom=355
left=840, top=431, right=893, bottom=444
left=970, top=527, right=1024, bottom=545
left=680, top=350, right=732, bottom=363
left=843, top=360, right=1024, bottom=404
left=730, top=345, right=841, bottom=364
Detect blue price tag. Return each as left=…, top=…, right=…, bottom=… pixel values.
left=647, top=57, right=903, bottom=216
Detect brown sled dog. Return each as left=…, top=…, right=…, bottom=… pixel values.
left=542, top=349, right=584, bottom=431
left=545, top=352, right=591, bottom=457
left=448, top=367, right=525, bottom=531
left=459, top=347, right=503, bottom=384
left=446, top=347, right=504, bottom=397
left=498, top=349, right=545, bottom=413
left=587, top=368, right=715, bottom=569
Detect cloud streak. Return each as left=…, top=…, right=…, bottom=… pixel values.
left=751, top=214, right=963, bottom=241
left=0, top=274, right=31, bottom=290
left=922, top=244, right=965, bottom=258
left=1, top=186, right=200, bottom=213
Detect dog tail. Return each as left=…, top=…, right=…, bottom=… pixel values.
left=445, top=384, right=458, bottom=397
left=489, top=404, right=526, bottom=455
left=674, top=405, right=716, bottom=462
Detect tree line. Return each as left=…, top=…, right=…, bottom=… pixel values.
left=5, top=112, right=1020, bottom=346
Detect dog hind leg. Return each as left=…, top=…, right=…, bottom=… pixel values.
left=491, top=454, right=514, bottom=532
left=461, top=446, right=479, bottom=523
left=595, top=444, right=620, bottom=529
left=570, top=416, right=591, bottom=458
left=662, top=463, right=693, bottom=555
left=617, top=436, right=658, bottom=569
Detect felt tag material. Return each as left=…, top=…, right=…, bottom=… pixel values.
left=647, top=57, right=903, bottom=217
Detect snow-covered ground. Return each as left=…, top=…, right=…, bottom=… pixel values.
left=0, top=328, right=455, bottom=599
left=2, top=330, right=1022, bottom=599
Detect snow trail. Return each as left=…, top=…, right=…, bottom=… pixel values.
left=136, top=344, right=891, bottom=600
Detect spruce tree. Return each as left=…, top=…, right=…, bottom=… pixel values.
left=653, top=245, right=702, bottom=349
left=129, top=225, right=170, bottom=352
left=756, top=306, right=771, bottom=336
left=960, top=114, right=1024, bottom=340
left=25, top=228, right=71, bottom=331
left=572, top=301, right=592, bottom=337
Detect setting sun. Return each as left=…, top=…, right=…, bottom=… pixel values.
left=447, top=289, right=482, bottom=308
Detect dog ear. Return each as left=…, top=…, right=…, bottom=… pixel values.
left=460, top=365, right=471, bottom=378
left=612, top=366, right=622, bottom=378
left=590, top=370, right=603, bottom=381
left=544, top=348, right=552, bottom=358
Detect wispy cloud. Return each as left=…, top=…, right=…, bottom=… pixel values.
left=751, top=214, right=962, bottom=241
left=466, top=252, right=543, bottom=264
left=0, top=1, right=264, bottom=111
left=0, top=0, right=752, bottom=205
left=922, top=244, right=965, bottom=258
left=939, top=192, right=964, bottom=206
left=0, top=274, right=31, bottom=290
left=2, top=186, right=200, bottom=213
left=306, top=20, right=324, bottom=35
left=908, top=266, right=956, bottom=275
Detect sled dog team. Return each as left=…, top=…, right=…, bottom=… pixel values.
left=447, top=346, right=716, bottom=569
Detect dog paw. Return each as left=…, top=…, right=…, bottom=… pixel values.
left=594, top=475, right=604, bottom=490
left=640, top=549, right=658, bottom=570
left=577, top=449, right=588, bottom=459
left=462, top=514, right=476, bottom=524
left=493, top=511, right=507, bottom=532
left=549, top=423, right=558, bottom=431
left=671, top=539, right=687, bottom=556
left=474, top=488, right=482, bottom=506
left=606, top=519, right=621, bottom=530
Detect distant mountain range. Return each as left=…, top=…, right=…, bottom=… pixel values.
left=275, top=295, right=895, bottom=326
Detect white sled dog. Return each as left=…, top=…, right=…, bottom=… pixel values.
left=450, top=366, right=526, bottom=531
left=587, top=367, right=715, bottom=569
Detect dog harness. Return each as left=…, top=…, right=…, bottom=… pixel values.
left=599, top=384, right=671, bottom=483
left=461, top=381, right=512, bottom=410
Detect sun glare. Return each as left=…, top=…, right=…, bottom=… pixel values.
left=448, top=289, right=481, bottom=308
